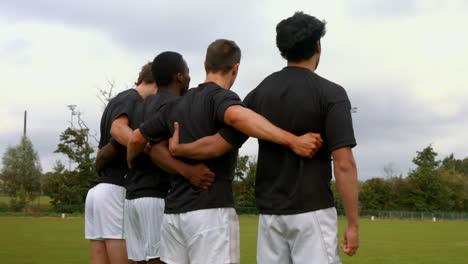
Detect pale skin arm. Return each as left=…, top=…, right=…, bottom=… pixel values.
left=333, top=146, right=359, bottom=256
left=127, top=129, right=147, bottom=168
left=170, top=105, right=323, bottom=159
left=110, top=115, right=133, bottom=146
left=169, top=122, right=234, bottom=159
left=224, top=105, right=322, bottom=157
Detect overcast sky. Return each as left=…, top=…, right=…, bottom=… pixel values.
left=1, top=0, right=467, bottom=180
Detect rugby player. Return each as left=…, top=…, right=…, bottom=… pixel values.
left=127, top=39, right=323, bottom=264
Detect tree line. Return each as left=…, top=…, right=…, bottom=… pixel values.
left=234, top=145, right=468, bottom=213
left=1, top=128, right=467, bottom=214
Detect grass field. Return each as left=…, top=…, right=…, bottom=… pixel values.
left=1, top=217, right=467, bottom=263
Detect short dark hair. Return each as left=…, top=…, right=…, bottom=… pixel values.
left=276, top=12, right=326, bottom=62
left=135, top=62, right=154, bottom=86
left=152, top=51, right=185, bottom=87
left=205, top=39, right=241, bottom=73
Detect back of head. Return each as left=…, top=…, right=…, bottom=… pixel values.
left=135, top=62, right=155, bottom=86
left=276, top=12, right=326, bottom=62
left=152, top=51, right=185, bottom=87
left=205, top=39, right=241, bottom=74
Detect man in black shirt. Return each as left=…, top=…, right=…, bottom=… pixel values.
left=123, top=52, right=215, bottom=264
left=127, top=39, right=323, bottom=264
left=85, top=63, right=155, bottom=264
left=168, top=12, right=359, bottom=264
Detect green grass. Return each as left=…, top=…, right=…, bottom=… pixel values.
left=0, top=217, right=467, bottom=263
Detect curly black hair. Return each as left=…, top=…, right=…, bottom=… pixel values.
left=276, top=12, right=326, bottom=62
left=152, top=51, right=185, bottom=87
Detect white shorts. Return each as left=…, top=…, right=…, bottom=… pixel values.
left=160, top=208, right=240, bottom=264
left=84, top=183, right=126, bottom=240
left=124, top=197, right=165, bottom=262
left=257, top=207, right=341, bottom=264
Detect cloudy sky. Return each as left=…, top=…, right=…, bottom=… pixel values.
left=1, top=0, right=467, bottom=180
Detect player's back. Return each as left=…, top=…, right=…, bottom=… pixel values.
left=150, top=82, right=243, bottom=213
left=91, top=89, right=142, bottom=187
left=245, top=66, right=356, bottom=214
left=124, top=91, right=176, bottom=199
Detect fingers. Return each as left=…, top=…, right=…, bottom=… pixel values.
left=173, top=122, right=179, bottom=136
left=341, top=241, right=357, bottom=256
left=342, top=229, right=359, bottom=256
left=189, top=164, right=216, bottom=190
left=172, top=122, right=180, bottom=143
left=169, top=122, right=180, bottom=155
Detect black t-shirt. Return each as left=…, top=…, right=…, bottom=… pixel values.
left=139, top=82, right=244, bottom=213
left=90, top=89, right=142, bottom=188
left=222, top=66, right=357, bottom=214
left=124, top=91, right=176, bottom=199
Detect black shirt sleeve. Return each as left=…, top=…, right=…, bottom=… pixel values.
left=212, top=89, right=245, bottom=123
left=110, top=96, right=139, bottom=124
left=218, top=126, right=248, bottom=148
left=324, top=87, right=357, bottom=152
left=139, top=105, right=171, bottom=144
left=242, top=89, right=256, bottom=109
left=215, top=89, right=256, bottom=148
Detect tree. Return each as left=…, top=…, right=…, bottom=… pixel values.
left=233, top=155, right=256, bottom=207
left=0, top=136, right=42, bottom=210
left=359, top=178, right=392, bottom=210
left=386, top=175, right=413, bottom=210
left=43, top=128, right=95, bottom=211
left=406, top=145, right=450, bottom=211
left=439, top=169, right=466, bottom=211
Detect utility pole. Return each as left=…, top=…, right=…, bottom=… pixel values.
left=66, top=105, right=78, bottom=170
left=23, top=110, right=27, bottom=137
left=67, top=105, right=77, bottom=129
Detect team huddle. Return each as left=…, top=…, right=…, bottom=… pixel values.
left=84, top=12, right=359, bottom=264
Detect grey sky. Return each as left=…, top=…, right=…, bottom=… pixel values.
left=1, top=0, right=467, bottom=180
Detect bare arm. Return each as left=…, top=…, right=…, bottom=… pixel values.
left=95, top=143, right=119, bottom=171
left=224, top=105, right=322, bottom=158
left=150, top=140, right=215, bottom=189
left=169, top=122, right=233, bottom=159
left=127, top=129, right=147, bottom=168
left=110, top=115, right=133, bottom=146
left=333, top=146, right=359, bottom=256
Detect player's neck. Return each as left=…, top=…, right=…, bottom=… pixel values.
left=135, top=83, right=157, bottom=98
left=159, top=84, right=181, bottom=96
left=287, top=56, right=319, bottom=72
left=204, top=72, right=231, bottom=90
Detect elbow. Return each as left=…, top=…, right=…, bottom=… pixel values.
left=129, top=130, right=147, bottom=146
left=110, top=122, right=123, bottom=139
left=227, top=115, right=242, bottom=128
left=110, top=125, right=117, bottom=139
left=334, top=159, right=357, bottom=173
left=206, top=148, right=222, bottom=159
left=224, top=105, right=245, bottom=127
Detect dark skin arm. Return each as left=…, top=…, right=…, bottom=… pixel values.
left=150, top=140, right=215, bottom=189
left=95, top=143, right=119, bottom=171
